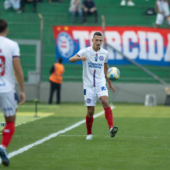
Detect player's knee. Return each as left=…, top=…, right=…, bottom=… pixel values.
left=101, top=98, right=109, bottom=108
left=87, top=107, right=94, bottom=117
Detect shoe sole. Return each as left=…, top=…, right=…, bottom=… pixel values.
left=110, top=126, right=118, bottom=137
left=86, top=138, right=92, bottom=140
left=0, top=149, right=10, bottom=166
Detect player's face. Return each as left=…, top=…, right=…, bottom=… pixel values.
left=92, top=35, right=103, bottom=49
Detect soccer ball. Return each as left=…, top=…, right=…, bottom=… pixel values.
left=107, top=67, right=120, bottom=81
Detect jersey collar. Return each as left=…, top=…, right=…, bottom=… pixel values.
left=90, top=46, right=101, bottom=53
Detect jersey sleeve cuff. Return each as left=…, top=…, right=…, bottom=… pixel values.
left=76, top=54, right=80, bottom=57
left=13, top=55, right=20, bottom=58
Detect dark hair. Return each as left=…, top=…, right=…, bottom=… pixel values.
left=58, top=58, right=63, bottom=63
left=0, top=19, right=8, bottom=33
left=93, top=32, right=103, bottom=38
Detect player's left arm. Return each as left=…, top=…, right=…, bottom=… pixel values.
left=104, top=63, right=115, bottom=93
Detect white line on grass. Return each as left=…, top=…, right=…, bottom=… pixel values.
left=0, top=106, right=115, bottom=163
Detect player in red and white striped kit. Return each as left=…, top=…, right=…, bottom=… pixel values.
left=0, top=19, right=25, bottom=166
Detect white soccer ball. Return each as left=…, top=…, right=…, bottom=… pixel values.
left=107, top=67, right=120, bottom=81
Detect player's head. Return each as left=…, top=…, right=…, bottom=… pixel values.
left=58, top=58, right=63, bottom=63
left=92, top=32, right=103, bottom=50
left=0, top=19, right=8, bottom=36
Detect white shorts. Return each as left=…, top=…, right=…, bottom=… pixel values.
left=0, top=89, right=17, bottom=117
left=84, top=83, right=108, bottom=106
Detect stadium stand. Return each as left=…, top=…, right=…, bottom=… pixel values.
left=0, top=0, right=169, bottom=83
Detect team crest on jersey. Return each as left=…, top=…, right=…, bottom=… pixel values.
left=57, top=32, right=74, bottom=58
left=86, top=98, right=91, bottom=104
left=99, top=56, right=104, bottom=61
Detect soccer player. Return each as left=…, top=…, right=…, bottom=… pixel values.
left=0, top=19, right=26, bottom=166
left=155, top=0, right=170, bottom=28
left=69, top=32, right=118, bottom=140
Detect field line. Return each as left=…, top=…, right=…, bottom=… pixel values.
left=0, top=106, right=115, bottom=163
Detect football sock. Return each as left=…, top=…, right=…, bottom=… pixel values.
left=1, top=121, right=15, bottom=148
left=104, top=107, right=113, bottom=129
left=86, top=115, right=93, bottom=135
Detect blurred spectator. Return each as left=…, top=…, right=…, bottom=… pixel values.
left=120, top=0, right=135, bottom=6
left=155, top=0, right=170, bottom=28
left=82, top=0, right=98, bottom=24
left=69, top=0, right=82, bottom=23
left=4, top=0, right=21, bottom=13
left=20, top=0, right=37, bottom=12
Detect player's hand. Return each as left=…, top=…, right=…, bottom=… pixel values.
left=108, top=82, right=115, bottom=93
left=80, top=56, right=87, bottom=61
left=19, top=92, right=26, bottom=105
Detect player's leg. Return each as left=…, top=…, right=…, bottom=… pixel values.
left=1, top=115, right=16, bottom=148
left=84, top=87, right=95, bottom=140
left=100, top=96, right=118, bottom=137
left=0, top=90, right=17, bottom=166
left=0, top=115, right=15, bottom=167
left=100, top=96, right=113, bottom=128
left=96, top=84, right=112, bottom=128
left=86, top=106, right=95, bottom=140
left=97, top=83, right=118, bottom=137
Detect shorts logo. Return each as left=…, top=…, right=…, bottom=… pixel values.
left=101, top=86, right=107, bottom=91
left=86, top=98, right=91, bottom=104
left=99, top=56, right=104, bottom=61
left=3, top=107, right=13, bottom=112
left=57, top=32, right=74, bottom=58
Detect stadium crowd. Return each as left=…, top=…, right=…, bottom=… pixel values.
left=69, top=0, right=98, bottom=24
left=4, top=0, right=37, bottom=13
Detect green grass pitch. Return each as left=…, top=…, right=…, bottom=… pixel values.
left=0, top=103, right=170, bottom=170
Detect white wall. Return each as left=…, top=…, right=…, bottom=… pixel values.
left=15, top=82, right=168, bottom=104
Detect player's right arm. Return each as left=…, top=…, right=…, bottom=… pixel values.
left=13, top=58, right=26, bottom=105
left=69, top=54, right=87, bottom=63
left=69, top=49, right=87, bottom=63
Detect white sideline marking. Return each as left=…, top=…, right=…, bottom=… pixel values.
left=0, top=106, right=115, bottom=163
